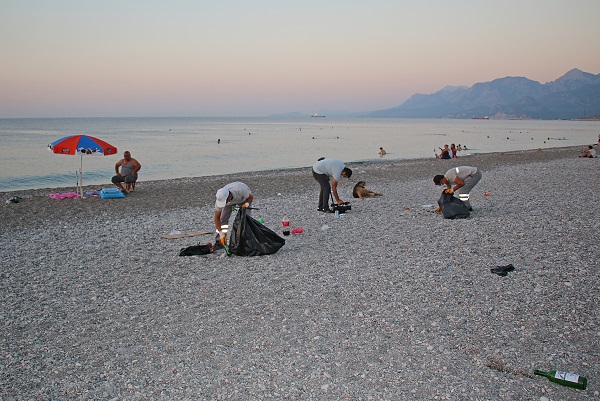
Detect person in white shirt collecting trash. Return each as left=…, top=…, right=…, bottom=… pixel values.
left=433, top=166, right=482, bottom=211
left=213, top=182, right=254, bottom=249
left=312, top=158, right=353, bottom=213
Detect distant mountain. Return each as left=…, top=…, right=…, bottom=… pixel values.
left=368, top=69, right=600, bottom=119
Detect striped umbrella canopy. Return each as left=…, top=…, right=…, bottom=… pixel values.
left=48, top=134, right=117, bottom=156
left=48, top=135, right=118, bottom=197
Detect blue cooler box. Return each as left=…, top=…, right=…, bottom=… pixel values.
left=99, top=188, right=125, bottom=199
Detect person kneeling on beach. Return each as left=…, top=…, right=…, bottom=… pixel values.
left=214, top=182, right=254, bottom=248
left=579, top=145, right=597, bottom=158
left=111, top=151, right=141, bottom=193
left=312, top=158, right=352, bottom=213
left=433, top=166, right=482, bottom=211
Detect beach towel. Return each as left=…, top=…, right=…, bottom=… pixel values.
left=49, top=192, right=80, bottom=199
left=229, top=208, right=285, bottom=256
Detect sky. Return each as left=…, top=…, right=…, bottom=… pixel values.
left=2, top=0, right=600, bottom=118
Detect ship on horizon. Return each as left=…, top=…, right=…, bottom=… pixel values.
left=472, top=116, right=489, bottom=120
left=311, top=113, right=326, bottom=117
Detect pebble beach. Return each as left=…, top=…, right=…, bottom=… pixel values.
left=1, top=146, right=598, bottom=400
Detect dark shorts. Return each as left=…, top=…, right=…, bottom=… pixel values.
left=112, top=174, right=137, bottom=184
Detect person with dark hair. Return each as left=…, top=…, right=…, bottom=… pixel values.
left=433, top=166, right=482, bottom=210
left=579, top=145, right=597, bottom=158
left=438, top=144, right=451, bottom=159
left=111, top=151, right=141, bottom=193
left=450, top=143, right=457, bottom=158
left=312, top=158, right=352, bottom=213
left=213, top=182, right=254, bottom=248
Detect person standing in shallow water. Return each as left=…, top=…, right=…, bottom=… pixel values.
left=433, top=166, right=482, bottom=211
left=379, top=147, right=387, bottom=156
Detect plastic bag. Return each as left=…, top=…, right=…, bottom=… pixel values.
left=229, top=208, right=285, bottom=256
left=437, top=190, right=470, bottom=219
left=179, top=243, right=214, bottom=256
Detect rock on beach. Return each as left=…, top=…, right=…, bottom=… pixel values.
left=1, top=146, right=598, bottom=400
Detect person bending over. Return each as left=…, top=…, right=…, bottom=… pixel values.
left=112, top=151, right=141, bottom=193
left=433, top=166, right=482, bottom=211
left=213, top=182, right=254, bottom=247
left=312, top=158, right=352, bottom=213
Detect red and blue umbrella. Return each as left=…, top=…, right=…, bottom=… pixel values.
left=48, top=135, right=118, bottom=197
left=48, top=134, right=117, bottom=156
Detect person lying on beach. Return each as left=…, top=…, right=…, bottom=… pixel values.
left=433, top=166, right=482, bottom=211
left=312, top=158, right=352, bottom=213
left=579, top=145, right=597, bottom=158
left=438, top=144, right=451, bottom=159
left=111, top=151, right=141, bottom=193
left=214, top=182, right=254, bottom=248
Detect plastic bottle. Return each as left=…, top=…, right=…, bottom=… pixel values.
left=282, top=214, right=290, bottom=236
left=534, top=369, right=587, bottom=390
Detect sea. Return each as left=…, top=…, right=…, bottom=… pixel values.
left=0, top=117, right=598, bottom=192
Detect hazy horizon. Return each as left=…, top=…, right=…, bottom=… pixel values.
left=2, top=0, right=600, bottom=118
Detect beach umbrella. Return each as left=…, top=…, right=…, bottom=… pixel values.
left=48, top=134, right=117, bottom=198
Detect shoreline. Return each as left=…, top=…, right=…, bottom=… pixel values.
left=0, top=145, right=585, bottom=231
left=1, top=145, right=584, bottom=196
left=0, top=142, right=591, bottom=195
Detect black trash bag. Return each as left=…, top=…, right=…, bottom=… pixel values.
left=229, top=208, right=285, bottom=256
left=179, top=242, right=214, bottom=256
left=438, top=189, right=470, bottom=219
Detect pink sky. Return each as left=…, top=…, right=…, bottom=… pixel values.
left=2, top=0, right=599, bottom=117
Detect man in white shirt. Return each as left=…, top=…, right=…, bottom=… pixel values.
left=213, top=182, right=254, bottom=247
left=579, top=145, right=597, bottom=158
left=312, top=158, right=352, bottom=213
left=433, top=166, right=482, bottom=211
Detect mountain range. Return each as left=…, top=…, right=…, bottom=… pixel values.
left=366, top=68, right=600, bottom=119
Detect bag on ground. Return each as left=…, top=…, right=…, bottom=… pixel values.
left=229, top=208, right=285, bottom=256
left=179, top=243, right=214, bottom=256
left=438, top=190, right=470, bottom=219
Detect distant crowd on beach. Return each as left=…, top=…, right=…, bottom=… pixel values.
left=436, top=143, right=467, bottom=159
left=377, top=144, right=470, bottom=159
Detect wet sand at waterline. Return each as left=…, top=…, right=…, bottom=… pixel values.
left=1, top=146, right=598, bottom=399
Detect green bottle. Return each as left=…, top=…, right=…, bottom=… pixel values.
left=534, top=369, right=587, bottom=390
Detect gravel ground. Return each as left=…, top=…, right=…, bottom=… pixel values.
left=1, top=146, right=598, bottom=400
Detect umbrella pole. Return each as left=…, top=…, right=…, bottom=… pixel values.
left=79, top=154, right=84, bottom=199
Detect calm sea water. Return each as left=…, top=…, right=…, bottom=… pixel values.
left=0, top=117, right=598, bottom=192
